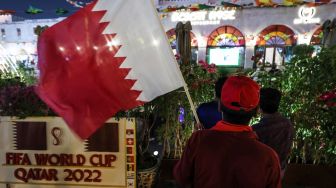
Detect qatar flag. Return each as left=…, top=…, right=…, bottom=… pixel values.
left=37, top=0, right=185, bottom=139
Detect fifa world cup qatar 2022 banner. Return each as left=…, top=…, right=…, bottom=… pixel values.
left=0, top=117, right=137, bottom=188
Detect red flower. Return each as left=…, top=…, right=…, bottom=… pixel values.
left=198, top=60, right=208, bottom=69
left=191, top=83, right=199, bottom=89
left=207, top=63, right=217, bottom=73
left=175, top=53, right=181, bottom=61
left=207, top=67, right=217, bottom=73
left=318, top=90, right=336, bottom=108
left=198, top=61, right=217, bottom=73
left=318, top=90, right=336, bottom=101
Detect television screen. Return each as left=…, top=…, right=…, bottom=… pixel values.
left=208, top=47, right=242, bottom=66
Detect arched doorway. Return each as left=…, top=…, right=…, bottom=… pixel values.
left=206, top=26, right=245, bottom=67
left=166, top=28, right=198, bottom=63
left=255, top=25, right=297, bottom=68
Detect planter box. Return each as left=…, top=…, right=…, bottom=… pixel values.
left=283, top=164, right=336, bottom=188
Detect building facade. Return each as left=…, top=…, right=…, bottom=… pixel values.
left=0, top=12, right=64, bottom=72
left=160, top=4, right=336, bottom=69
left=1, top=2, right=336, bottom=72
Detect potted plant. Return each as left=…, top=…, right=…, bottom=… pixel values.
left=115, top=101, right=163, bottom=188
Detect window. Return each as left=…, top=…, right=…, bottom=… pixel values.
left=208, top=47, right=244, bottom=66
left=1, top=29, right=5, bottom=39
left=206, top=25, right=245, bottom=67
left=255, top=25, right=297, bottom=68
left=17, top=28, right=21, bottom=38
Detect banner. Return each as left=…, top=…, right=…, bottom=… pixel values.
left=37, top=0, right=185, bottom=139
left=0, top=117, right=136, bottom=188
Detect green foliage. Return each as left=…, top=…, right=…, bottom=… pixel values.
left=0, top=61, right=37, bottom=87
left=16, top=61, right=37, bottom=85
left=119, top=61, right=220, bottom=159
left=154, top=62, right=219, bottom=158
left=254, top=45, right=336, bottom=165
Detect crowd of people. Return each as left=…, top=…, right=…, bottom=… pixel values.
left=174, top=75, right=294, bottom=188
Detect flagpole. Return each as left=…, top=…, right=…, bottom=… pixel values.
left=150, top=0, right=200, bottom=127
left=182, top=83, right=201, bottom=126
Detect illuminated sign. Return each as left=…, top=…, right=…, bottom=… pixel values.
left=0, top=117, right=136, bottom=188
left=171, top=9, right=236, bottom=25
left=294, top=6, right=320, bottom=24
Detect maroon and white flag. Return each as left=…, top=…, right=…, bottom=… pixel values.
left=37, top=0, right=184, bottom=139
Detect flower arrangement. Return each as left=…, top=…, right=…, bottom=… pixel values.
left=0, top=61, right=54, bottom=118
left=198, top=60, right=217, bottom=73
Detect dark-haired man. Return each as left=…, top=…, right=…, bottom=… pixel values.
left=252, top=88, right=294, bottom=178
left=174, top=76, right=281, bottom=188
left=196, top=76, right=227, bottom=129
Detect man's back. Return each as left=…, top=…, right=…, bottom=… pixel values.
left=174, top=77, right=281, bottom=188
left=252, top=113, right=294, bottom=169
left=174, top=129, right=281, bottom=188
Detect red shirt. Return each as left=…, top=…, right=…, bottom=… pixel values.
left=174, top=120, right=281, bottom=188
